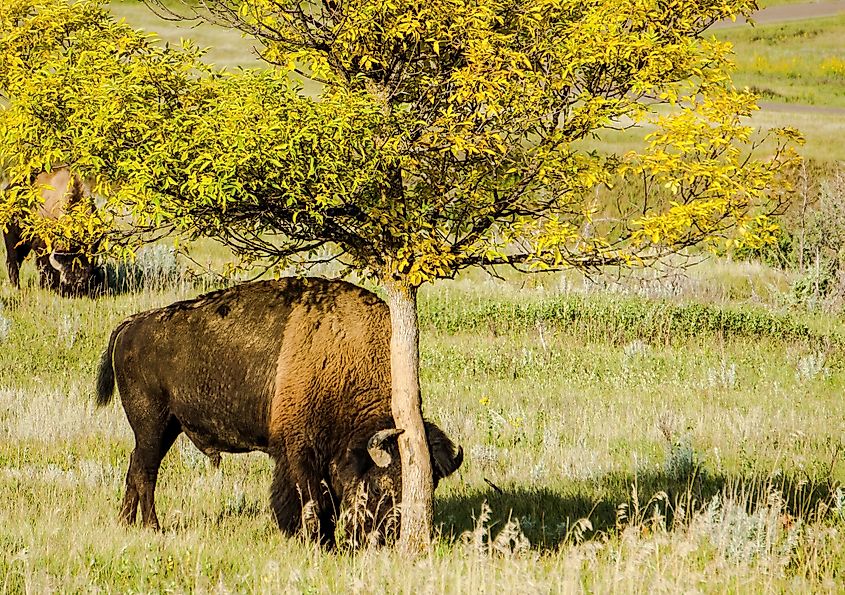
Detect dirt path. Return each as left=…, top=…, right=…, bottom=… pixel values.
left=713, top=0, right=845, bottom=28
left=758, top=101, right=845, bottom=115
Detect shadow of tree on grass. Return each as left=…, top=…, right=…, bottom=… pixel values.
left=435, top=468, right=841, bottom=551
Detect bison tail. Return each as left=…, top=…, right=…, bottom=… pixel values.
left=95, top=344, right=115, bottom=407
left=95, top=317, right=131, bottom=407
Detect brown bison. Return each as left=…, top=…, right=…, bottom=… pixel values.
left=95, top=277, right=463, bottom=546
left=3, top=167, right=103, bottom=296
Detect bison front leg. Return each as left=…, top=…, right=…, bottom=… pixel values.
left=269, top=457, right=337, bottom=548
left=269, top=459, right=299, bottom=534
left=3, top=225, right=27, bottom=288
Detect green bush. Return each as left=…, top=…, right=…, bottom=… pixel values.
left=419, top=291, right=840, bottom=347
left=733, top=227, right=794, bottom=269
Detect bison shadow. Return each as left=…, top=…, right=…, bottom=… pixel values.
left=434, top=468, right=840, bottom=551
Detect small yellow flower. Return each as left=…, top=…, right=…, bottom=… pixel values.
left=479, top=396, right=490, bottom=406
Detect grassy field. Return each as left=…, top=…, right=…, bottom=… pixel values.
left=2, top=2, right=844, bottom=592
left=0, top=254, right=844, bottom=592
left=758, top=0, right=822, bottom=7
left=717, top=15, right=845, bottom=108
left=110, top=2, right=260, bottom=71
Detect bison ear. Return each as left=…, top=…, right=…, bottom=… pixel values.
left=344, top=447, right=373, bottom=478
left=367, top=428, right=404, bottom=468
left=425, top=421, right=464, bottom=479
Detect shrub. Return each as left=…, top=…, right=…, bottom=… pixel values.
left=419, top=292, right=835, bottom=347
left=102, top=245, right=193, bottom=294
left=790, top=168, right=845, bottom=312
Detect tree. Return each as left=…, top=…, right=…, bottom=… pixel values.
left=0, top=0, right=801, bottom=552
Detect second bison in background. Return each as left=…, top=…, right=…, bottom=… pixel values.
left=96, top=277, right=462, bottom=546
left=3, top=167, right=103, bottom=296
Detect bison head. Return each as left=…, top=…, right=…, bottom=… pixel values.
left=336, top=421, right=463, bottom=545
left=48, top=252, right=104, bottom=297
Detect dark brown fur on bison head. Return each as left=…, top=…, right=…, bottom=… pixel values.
left=47, top=252, right=104, bottom=297
left=332, top=422, right=463, bottom=546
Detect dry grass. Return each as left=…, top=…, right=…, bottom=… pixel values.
left=3, top=3, right=844, bottom=591
left=0, top=252, right=843, bottom=592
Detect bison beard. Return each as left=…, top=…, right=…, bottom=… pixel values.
left=95, top=277, right=462, bottom=546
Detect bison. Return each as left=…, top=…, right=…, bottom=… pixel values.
left=95, top=277, right=463, bottom=546
left=3, top=167, right=103, bottom=296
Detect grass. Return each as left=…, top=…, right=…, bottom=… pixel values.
left=743, top=107, right=845, bottom=162
left=717, top=15, right=845, bottom=108
left=3, top=4, right=844, bottom=590
left=758, top=0, right=837, bottom=7
left=1, top=254, right=844, bottom=591
left=578, top=106, right=845, bottom=163
left=109, top=2, right=261, bottom=70
left=420, top=290, right=840, bottom=346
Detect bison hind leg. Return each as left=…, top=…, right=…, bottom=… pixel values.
left=120, top=463, right=140, bottom=525
left=121, top=415, right=182, bottom=530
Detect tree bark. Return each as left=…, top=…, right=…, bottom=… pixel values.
left=384, top=281, right=433, bottom=554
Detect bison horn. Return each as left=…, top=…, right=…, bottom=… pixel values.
left=367, top=428, right=404, bottom=468
left=48, top=253, right=66, bottom=272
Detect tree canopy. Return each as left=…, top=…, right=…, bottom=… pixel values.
left=0, top=0, right=802, bottom=551
left=1, top=0, right=800, bottom=274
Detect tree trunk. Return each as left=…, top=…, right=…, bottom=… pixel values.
left=384, top=281, right=433, bottom=554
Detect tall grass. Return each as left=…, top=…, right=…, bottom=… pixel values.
left=420, top=290, right=840, bottom=346
left=2, top=2, right=844, bottom=590
left=1, top=253, right=843, bottom=591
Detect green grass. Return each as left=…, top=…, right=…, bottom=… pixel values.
left=109, top=2, right=261, bottom=70
left=0, top=255, right=843, bottom=591
left=3, top=4, right=844, bottom=589
left=717, top=15, right=845, bottom=108
left=422, top=279, right=844, bottom=338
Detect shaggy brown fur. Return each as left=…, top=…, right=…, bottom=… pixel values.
left=96, top=277, right=462, bottom=546
left=3, top=167, right=102, bottom=296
